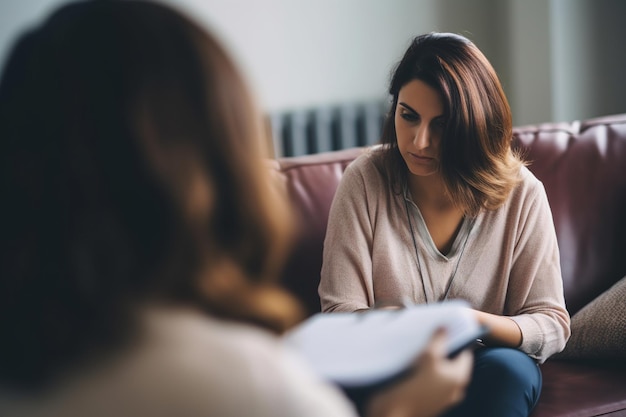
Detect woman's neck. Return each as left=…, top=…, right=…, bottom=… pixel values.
left=408, top=173, right=456, bottom=211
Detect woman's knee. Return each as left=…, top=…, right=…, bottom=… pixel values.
left=473, top=348, right=542, bottom=410
left=442, top=348, right=542, bottom=417
left=475, top=348, right=541, bottom=384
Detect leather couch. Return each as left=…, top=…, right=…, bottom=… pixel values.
left=271, top=113, right=626, bottom=416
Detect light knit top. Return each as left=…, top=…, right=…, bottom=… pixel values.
left=319, top=148, right=570, bottom=363
left=0, top=307, right=357, bottom=417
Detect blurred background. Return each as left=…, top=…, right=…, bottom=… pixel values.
left=2, top=0, right=625, bottom=153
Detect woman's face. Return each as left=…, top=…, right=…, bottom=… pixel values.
left=394, top=79, right=446, bottom=178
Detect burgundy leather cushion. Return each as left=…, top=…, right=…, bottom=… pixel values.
left=530, top=361, right=626, bottom=417
left=512, top=114, right=626, bottom=315
left=277, top=148, right=366, bottom=316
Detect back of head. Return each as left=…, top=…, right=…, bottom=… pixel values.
left=0, top=0, right=298, bottom=391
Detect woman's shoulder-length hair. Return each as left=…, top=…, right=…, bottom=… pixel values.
left=380, top=32, right=525, bottom=216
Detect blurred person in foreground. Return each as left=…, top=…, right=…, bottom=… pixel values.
left=0, top=1, right=471, bottom=416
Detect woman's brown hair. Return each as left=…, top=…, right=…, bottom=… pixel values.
left=381, top=32, right=525, bottom=216
left=0, top=0, right=300, bottom=390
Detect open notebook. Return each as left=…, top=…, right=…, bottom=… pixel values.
left=283, top=300, right=487, bottom=388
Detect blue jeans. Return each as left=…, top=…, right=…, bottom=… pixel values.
left=442, top=347, right=542, bottom=417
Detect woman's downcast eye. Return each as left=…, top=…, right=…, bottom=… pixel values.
left=400, top=111, right=420, bottom=122
left=398, top=111, right=446, bottom=130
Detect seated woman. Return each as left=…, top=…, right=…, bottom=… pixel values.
left=0, top=2, right=471, bottom=417
left=319, top=33, right=571, bottom=417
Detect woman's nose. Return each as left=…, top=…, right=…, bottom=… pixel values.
left=413, top=125, right=430, bottom=149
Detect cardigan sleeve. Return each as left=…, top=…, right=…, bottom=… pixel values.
left=319, top=157, right=376, bottom=312
left=507, top=179, right=571, bottom=362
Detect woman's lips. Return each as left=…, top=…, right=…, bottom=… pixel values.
left=408, top=152, right=434, bottom=163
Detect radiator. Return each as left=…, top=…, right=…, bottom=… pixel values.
left=268, top=100, right=389, bottom=157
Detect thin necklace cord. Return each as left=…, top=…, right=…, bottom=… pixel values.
left=403, top=196, right=473, bottom=302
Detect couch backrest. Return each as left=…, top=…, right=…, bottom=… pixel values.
left=511, top=114, right=626, bottom=314
left=275, top=114, right=626, bottom=317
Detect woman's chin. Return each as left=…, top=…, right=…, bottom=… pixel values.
left=406, top=165, right=439, bottom=178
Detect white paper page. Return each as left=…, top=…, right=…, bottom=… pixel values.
left=283, top=300, right=483, bottom=387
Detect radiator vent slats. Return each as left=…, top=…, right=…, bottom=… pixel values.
left=270, top=100, right=388, bottom=157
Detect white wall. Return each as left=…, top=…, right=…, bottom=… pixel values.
left=163, top=0, right=438, bottom=112
left=551, top=0, right=626, bottom=123
left=1, top=0, right=625, bottom=126
left=505, top=0, right=553, bottom=126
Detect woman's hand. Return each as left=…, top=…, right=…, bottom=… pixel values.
left=472, top=309, right=522, bottom=348
left=365, top=329, right=473, bottom=417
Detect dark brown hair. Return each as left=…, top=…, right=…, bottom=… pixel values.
left=0, top=0, right=300, bottom=390
left=381, top=32, right=525, bottom=215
